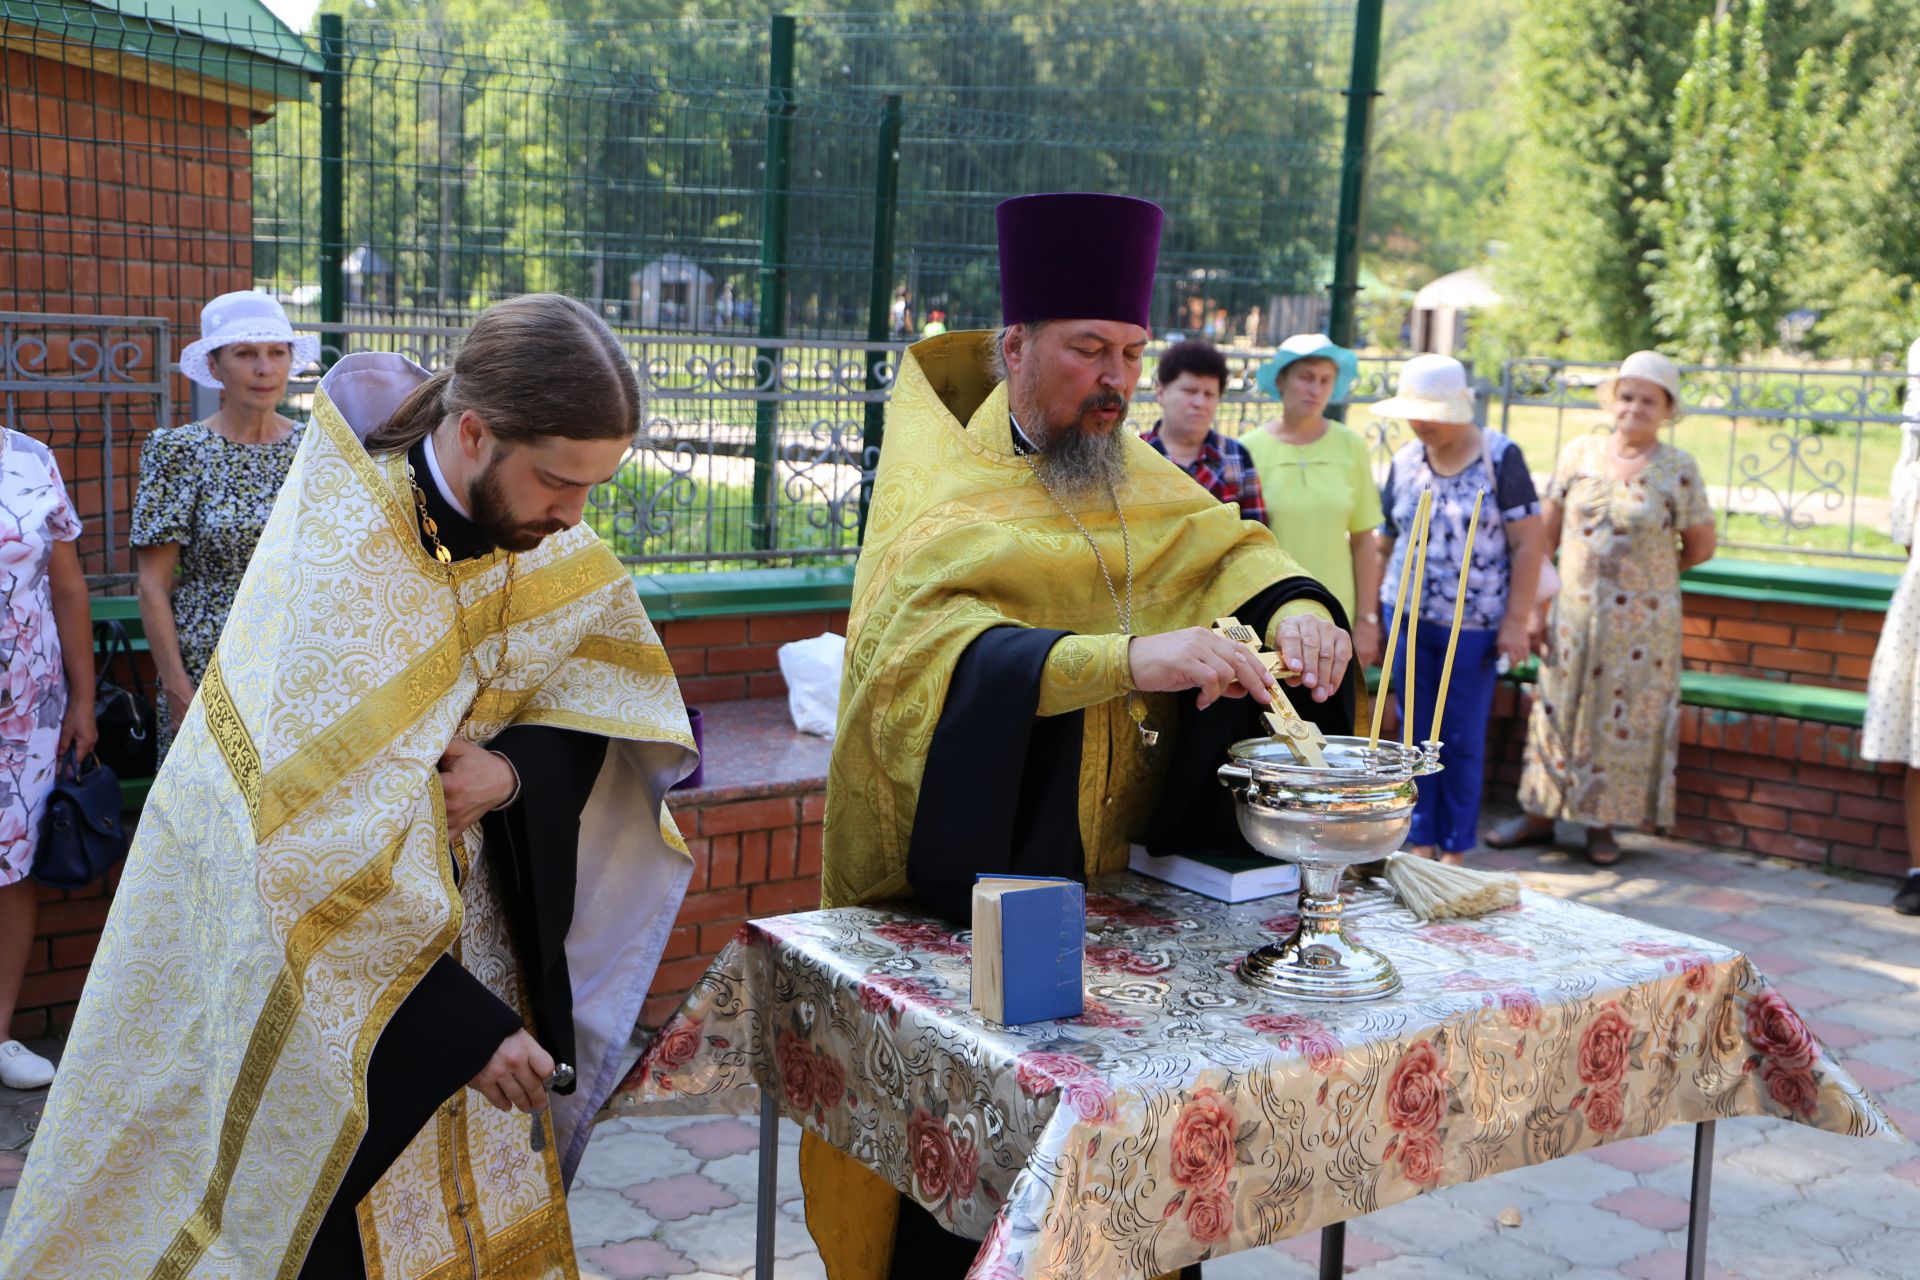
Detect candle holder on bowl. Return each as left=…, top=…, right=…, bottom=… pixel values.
left=1217, top=735, right=1443, bottom=1002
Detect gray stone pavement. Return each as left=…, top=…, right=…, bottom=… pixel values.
left=5, top=827, right=1918, bottom=1277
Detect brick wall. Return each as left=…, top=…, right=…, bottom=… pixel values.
left=1679, top=591, right=1882, bottom=691
left=2, top=48, right=260, bottom=335
left=646, top=787, right=825, bottom=1027
left=661, top=609, right=850, bottom=704
left=3, top=46, right=265, bottom=577
left=1486, top=684, right=1908, bottom=880
left=12, top=873, right=117, bottom=1041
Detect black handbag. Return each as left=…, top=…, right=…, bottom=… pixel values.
left=32, top=753, right=130, bottom=890
left=92, top=619, right=158, bottom=779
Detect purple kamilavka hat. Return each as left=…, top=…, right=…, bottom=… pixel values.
left=995, top=193, right=1164, bottom=328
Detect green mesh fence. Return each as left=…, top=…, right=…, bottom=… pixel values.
left=247, top=6, right=1356, bottom=339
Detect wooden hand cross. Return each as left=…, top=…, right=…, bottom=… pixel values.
left=1212, top=616, right=1327, bottom=767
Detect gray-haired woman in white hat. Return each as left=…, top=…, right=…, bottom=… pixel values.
left=1494, top=351, right=1716, bottom=865
left=132, top=291, right=319, bottom=749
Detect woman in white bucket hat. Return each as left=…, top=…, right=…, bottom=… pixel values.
left=1494, top=350, right=1715, bottom=866
left=1370, top=354, right=1548, bottom=864
left=132, top=291, right=318, bottom=750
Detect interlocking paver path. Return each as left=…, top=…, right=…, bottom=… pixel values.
left=5, top=823, right=1917, bottom=1277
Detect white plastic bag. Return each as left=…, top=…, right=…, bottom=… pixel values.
left=777, top=632, right=846, bottom=737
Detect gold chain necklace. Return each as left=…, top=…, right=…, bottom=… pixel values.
left=408, top=464, right=515, bottom=693
left=1021, top=457, right=1158, bottom=746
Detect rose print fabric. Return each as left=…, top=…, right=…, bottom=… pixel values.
left=612, top=877, right=1897, bottom=1279
left=0, top=429, right=83, bottom=885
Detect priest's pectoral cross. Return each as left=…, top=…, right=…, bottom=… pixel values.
left=1212, top=616, right=1327, bottom=767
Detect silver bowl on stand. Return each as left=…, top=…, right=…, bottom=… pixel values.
left=1217, top=735, right=1442, bottom=1002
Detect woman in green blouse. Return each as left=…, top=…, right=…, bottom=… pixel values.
left=1243, top=334, right=1383, bottom=664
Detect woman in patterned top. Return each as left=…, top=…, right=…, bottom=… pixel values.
left=132, top=292, right=318, bottom=750
left=1371, top=355, right=1547, bottom=864
left=1494, top=352, right=1715, bottom=866
left=0, top=428, right=96, bottom=1089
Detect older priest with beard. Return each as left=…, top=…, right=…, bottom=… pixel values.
left=804, top=194, right=1356, bottom=1278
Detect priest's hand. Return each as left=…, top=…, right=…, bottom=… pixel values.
left=439, top=737, right=519, bottom=835
left=1272, top=615, right=1353, bottom=702
left=470, top=1028, right=555, bottom=1114
left=1129, top=628, right=1279, bottom=711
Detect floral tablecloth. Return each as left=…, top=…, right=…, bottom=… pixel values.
left=609, top=876, right=1903, bottom=1279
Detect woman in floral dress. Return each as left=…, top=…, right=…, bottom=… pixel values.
left=1494, top=352, right=1716, bottom=864
left=0, top=428, right=96, bottom=1089
left=132, top=292, right=315, bottom=749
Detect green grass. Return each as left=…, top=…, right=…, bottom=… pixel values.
left=1345, top=400, right=1903, bottom=504
left=588, top=464, right=855, bottom=572
left=1714, top=512, right=1905, bottom=573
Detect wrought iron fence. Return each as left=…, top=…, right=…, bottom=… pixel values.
left=0, top=313, right=171, bottom=587
left=3, top=309, right=1909, bottom=578
left=277, top=323, right=893, bottom=570
left=1498, top=360, right=1912, bottom=564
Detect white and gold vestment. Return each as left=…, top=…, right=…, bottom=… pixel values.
left=0, top=354, right=695, bottom=1279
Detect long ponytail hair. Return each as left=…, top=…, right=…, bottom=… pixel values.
left=363, top=293, right=641, bottom=454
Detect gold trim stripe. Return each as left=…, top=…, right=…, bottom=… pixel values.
left=252, top=543, right=625, bottom=841
left=574, top=634, right=678, bottom=679
left=276, top=784, right=461, bottom=1280
left=464, top=635, right=677, bottom=727
left=417, top=1200, right=576, bottom=1280
left=151, top=827, right=421, bottom=1280
left=198, top=657, right=263, bottom=822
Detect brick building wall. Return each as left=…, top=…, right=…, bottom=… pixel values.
left=660, top=609, right=850, bottom=704
left=1679, top=592, right=1881, bottom=690
left=1485, top=685, right=1907, bottom=883
left=2, top=44, right=266, bottom=578
left=2, top=47, right=260, bottom=333
left=645, top=788, right=826, bottom=1027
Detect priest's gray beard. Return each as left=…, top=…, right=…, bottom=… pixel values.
left=1012, top=381, right=1131, bottom=503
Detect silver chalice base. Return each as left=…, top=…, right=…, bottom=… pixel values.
left=1219, top=735, right=1442, bottom=1003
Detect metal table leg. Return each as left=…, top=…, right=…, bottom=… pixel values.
left=757, top=1090, right=779, bottom=1278
left=1685, top=1120, right=1716, bottom=1280
left=1319, top=1221, right=1346, bottom=1280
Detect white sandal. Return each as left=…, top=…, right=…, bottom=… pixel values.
left=0, top=1039, right=56, bottom=1089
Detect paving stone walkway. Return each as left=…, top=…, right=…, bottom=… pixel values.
left=5, top=826, right=1918, bottom=1277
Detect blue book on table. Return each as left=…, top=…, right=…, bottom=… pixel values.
left=970, top=874, right=1085, bottom=1025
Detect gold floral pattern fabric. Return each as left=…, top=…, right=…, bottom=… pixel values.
left=0, top=387, right=694, bottom=1280
left=1521, top=436, right=1714, bottom=829
left=613, top=876, right=1897, bottom=1280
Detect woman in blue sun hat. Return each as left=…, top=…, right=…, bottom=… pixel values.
left=1241, top=333, right=1384, bottom=666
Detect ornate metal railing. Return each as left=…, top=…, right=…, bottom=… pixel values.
left=1499, top=359, right=1912, bottom=564
left=273, top=330, right=1439, bottom=572
left=1, top=312, right=172, bottom=587
left=15, top=310, right=1897, bottom=577
left=283, top=323, right=901, bottom=569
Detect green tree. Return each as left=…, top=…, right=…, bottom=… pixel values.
left=1364, top=0, right=1519, bottom=283
left=1792, top=32, right=1920, bottom=361
left=1488, top=0, right=1717, bottom=359
left=1647, top=0, right=1822, bottom=362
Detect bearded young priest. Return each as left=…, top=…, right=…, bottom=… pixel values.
left=0, top=295, right=698, bottom=1280
left=804, top=194, right=1356, bottom=1278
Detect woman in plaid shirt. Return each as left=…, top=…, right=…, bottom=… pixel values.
left=1140, top=340, right=1267, bottom=524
